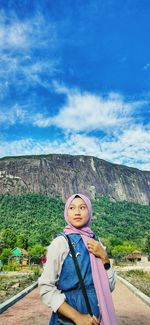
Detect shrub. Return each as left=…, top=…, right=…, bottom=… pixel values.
left=1, top=264, right=19, bottom=272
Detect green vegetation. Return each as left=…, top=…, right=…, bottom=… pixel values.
left=0, top=153, right=67, bottom=161
left=0, top=248, right=12, bottom=264
left=0, top=270, right=40, bottom=304
left=92, top=196, right=150, bottom=241
left=111, top=241, right=138, bottom=255
left=144, top=233, right=150, bottom=255
left=118, top=270, right=150, bottom=297
left=0, top=193, right=65, bottom=247
left=28, top=244, right=46, bottom=257
left=0, top=193, right=150, bottom=260
left=0, top=264, right=20, bottom=272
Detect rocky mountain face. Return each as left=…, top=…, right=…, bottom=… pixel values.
left=0, top=154, right=149, bottom=205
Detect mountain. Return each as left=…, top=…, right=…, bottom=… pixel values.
left=0, top=154, right=149, bottom=205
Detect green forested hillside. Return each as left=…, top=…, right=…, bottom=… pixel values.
left=0, top=193, right=65, bottom=246
left=92, top=197, right=150, bottom=241
left=0, top=193, right=149, bottom=249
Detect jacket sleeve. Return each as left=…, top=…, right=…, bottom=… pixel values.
left=38, top=236, right=69, bottom=312
left=107, top=266, right=116, bottom=292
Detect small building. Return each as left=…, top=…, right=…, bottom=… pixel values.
left=123, top=251, right=149, bottom=264
left=10, top=247, right=29, bottom=266
left=124, top=252, right=142, bottom=262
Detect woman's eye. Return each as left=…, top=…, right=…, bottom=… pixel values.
left=69, top=206, right=86, bottom=210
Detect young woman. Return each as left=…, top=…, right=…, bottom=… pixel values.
left=38, top=193, right=117, bottom=325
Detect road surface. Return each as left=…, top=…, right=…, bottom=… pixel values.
left=0, top=279, right=150, bottom=324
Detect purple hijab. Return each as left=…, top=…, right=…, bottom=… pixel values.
left=64, top=193, right=117, bottom=325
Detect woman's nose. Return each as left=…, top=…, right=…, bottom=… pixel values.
left=75, top=207, right=80, bottom=214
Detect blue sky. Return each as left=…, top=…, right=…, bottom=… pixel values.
left=0, top=0, right=150, bottom=170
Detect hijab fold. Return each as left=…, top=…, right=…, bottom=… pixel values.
left=64, top=193, right=117, bottom=325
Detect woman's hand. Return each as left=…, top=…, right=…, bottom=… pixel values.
left=57, top=302, right=100, bottom=325
left=87, top=238, right=109, bottom=263
left=75, top=313, right=100, bottom=325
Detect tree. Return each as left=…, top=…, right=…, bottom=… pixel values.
left=0, top=248, right=12, bottom=264
left=28, top=244, right=46, bottom=257
left=0, top=193, right=150, bottom=250
left=1, top=228, right=17, bottom=248
left=0, top=232, right=5, bottom=253
left=144, top=233, right=150, bottom=255
left=109, top=236, right=123, bottom=247
left=112, top=241, right=138, bottom=256
left=16, top=233, right=28, bottom=249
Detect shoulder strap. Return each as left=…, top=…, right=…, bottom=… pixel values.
left=66, top=235, right=92, bottom=316
left=57, top=232, right=67, bottom=239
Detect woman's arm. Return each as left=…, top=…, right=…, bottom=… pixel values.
left=38, top=236, right=69, bottom=312
left=58, top=302, right=99, bottom=325
left=106, top=266, right=116, bottom=292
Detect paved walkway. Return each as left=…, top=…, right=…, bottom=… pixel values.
left=0, top=279, right=150, bottom=324
left=112, top=279, right=150, bottom=325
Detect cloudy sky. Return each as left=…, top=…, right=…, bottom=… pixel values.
left=0, top=0, right=150, bottom=170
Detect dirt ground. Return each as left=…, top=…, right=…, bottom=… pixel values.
left=0, top=279, right=150, bottom=325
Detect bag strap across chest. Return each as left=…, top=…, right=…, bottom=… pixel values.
left=59, top=233, right=93, bottom=316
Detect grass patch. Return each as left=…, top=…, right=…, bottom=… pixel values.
left=118, top=270, right=150, bottom=297
left=0, top=269, right=40, bottom=304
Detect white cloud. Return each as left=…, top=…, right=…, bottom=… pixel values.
left=0, top=125, right=149, bottom=171
left=33, top=84, right=148, bottom=135
left=0, top=105, right=28, bottom=125
left=99, top=127, right=150, bottom=168
left=0, top=11, right=57, bottom=50
left=0, top=11, right=59, bottom=98
left=1, top=83, right=149, bottom=172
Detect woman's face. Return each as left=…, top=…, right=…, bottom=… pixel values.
left=67, top=197, right=89, bottom=228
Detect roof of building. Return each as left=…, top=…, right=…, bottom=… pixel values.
left=11, top=247, right=28, bottom=256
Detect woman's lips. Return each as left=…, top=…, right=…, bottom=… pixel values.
left=74, top=216, right=82, bottom=220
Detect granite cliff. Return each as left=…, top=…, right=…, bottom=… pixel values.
left=0, top=154, right=149, bottom=205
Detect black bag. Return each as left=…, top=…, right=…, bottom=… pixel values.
left=57, top=235, right=92, bottom=324
left=57, top=315, right=75, bottom=324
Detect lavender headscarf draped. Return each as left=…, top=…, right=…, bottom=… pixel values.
left=64, top=193, right=92, bottom=226
left=64, top=193, right=117, bottom=325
